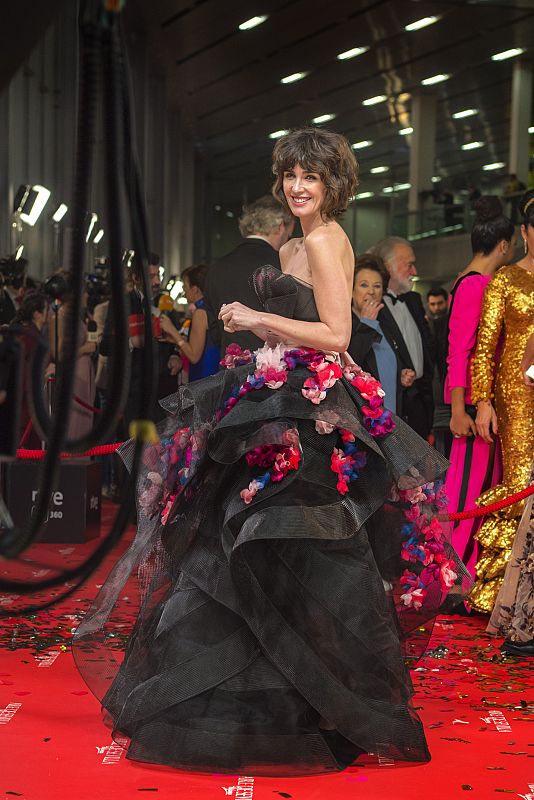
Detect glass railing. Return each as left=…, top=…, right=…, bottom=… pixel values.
left=390, top=192, right=526, bottom=241
left=391, top=205, right=473, bottom=241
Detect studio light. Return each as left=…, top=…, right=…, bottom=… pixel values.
left=52, top=203, right=68, bottom=222
left=269, top=129, right=289, bottom=139
left=170, top=280, right=183, bottom=301
left=86, top=213, right=98, bottom=243
left=461, top=141, right=484, bottom=150
left=355, top=191, right=374, bottom=199
left=238, top=15, right=268, bottom=31
left=529, top=126, right=534, bottom=134
left=399, top=127, right=413, bottom=135
left=370, top=166, right=389, bottom=174
left=93, top=229, right=104, bottom=243
left=482, top=162, right=506, bottom=171
left=312, top=113, right=336, bottom=124
left=14, top=184, right=51, bottom=226
left=15, top=245, right=24, bottom=260
left=352, top=140, right=373, bottom=149
left=337, top=46, right=368, bottom=60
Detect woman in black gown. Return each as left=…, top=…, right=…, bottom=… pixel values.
left=73, top=127, right=469, bottom=775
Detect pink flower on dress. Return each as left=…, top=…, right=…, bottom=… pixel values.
left=220, top=343, right=254, bottom=369
left=439, top=559, right=457, bottom=590
left=254, top=344, right=289, bottom=389
left=315, top=420, right=336, bottom=435
left=420, top=516, right=444, bottom=542
left=400, top=486, right=426, bottom=505
left=240, top=478, right=263, bottom=504
left=400, top=587, right=427, bottom=609
left=309, top=360, right=343, bottom=389
left=301, top=379, right=327, bottom=405
left=352, top=374, right=385, bottom=401
left=404, top=504, right=422, bottom=522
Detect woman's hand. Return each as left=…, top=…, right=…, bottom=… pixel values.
left=475, top=400, right=498, bottom=444
left=400, top=368, right=416, bottom=387
left=168, top=354, right=182, bottom=376
left=219, top=302, right=261, bottom=334
left=360, top=297, right=384, bottom=321
left=450, top=409, right=477, bottom=438
left=159, top=314, right=184, bottom=346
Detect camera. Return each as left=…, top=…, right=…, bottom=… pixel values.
left=0, top=255, right=27, bottom=290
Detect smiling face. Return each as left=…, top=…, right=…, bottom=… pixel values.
left=352, top=268, right=384, bottom=314
left=282, top=164, right=326, bottom=222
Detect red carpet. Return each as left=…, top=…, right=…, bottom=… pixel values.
left=1, top=503, right=532, bottom=799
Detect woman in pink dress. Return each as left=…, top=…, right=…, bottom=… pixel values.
left=445, top=197, right=514, bottom=586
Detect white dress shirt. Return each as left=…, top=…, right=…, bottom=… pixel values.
left=383, top=292, right=424, bottom=378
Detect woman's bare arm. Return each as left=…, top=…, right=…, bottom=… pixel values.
left=220, top=229, right=353, bottom=352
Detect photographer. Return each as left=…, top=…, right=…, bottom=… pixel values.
left=0, top=256, right=27, bottom=325
left=10, top=292, right=54, bottom=447
left=47, top=270, right=96, bottom=440
left=100, top=252, right=181, bottom=424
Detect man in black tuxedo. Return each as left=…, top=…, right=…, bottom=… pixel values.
left=371, top=237, right=435, bottom=439
left=204, top=195, right=294, bottom=355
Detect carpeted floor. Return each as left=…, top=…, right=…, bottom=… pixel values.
left=0, top=503, right=532, bottom=799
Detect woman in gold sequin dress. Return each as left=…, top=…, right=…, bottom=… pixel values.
left=470, top=190, right=534, bottom=613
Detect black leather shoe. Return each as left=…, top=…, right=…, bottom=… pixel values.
left=501, top=638, right=534, bottom=656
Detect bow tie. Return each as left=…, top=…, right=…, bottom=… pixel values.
left=386, top=292, right=405, bottom=305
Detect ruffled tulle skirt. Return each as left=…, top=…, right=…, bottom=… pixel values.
left=73, top=350, right=470, bottom=775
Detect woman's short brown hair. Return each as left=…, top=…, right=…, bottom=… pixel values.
left=272, top=127, right=359, bottom=220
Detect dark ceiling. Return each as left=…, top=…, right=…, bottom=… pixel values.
left=132, top=0, right=534, bottom=204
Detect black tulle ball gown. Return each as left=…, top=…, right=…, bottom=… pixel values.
left=73, top=267, right=470, bottom=776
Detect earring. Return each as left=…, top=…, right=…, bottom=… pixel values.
left=525, top=238, right=528, bottom=256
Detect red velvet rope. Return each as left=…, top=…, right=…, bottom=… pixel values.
left=11, top=445, right=534, bottom=521
left=16, top=442, right=124, bottom=460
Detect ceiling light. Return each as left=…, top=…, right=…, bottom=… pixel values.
left=85, top=213, right=98, bottom=243
left=269, top=129, right=288, bottom=139
left=482, top=162, right=506, bottom=171
left=17, top=185, right=51, bottom=226
left=452, top=108, right=478, bottom=119
left=238, top=15, right=268, bottom=31
left=15, top=245, right=24, bottom=260
left=529, top=126, right=534, bottom=134
left=226, top=211, right=234, bottom=218
left=337, top=46, right=368, bottom=60
left=312, top=113, right=336, bottom=124
left=461, top=141, right=484, bottom=150
left=370, top=166, right=389, bottom=174
left=355, top=191, right=374, bottom=199
left=352, top=140, right=373, bottom=149
left=362, top=95, right=387, bottom=106
left=93, top=228, right=104, bottom=243
left=405, top=16, right=439, bottom=32
left=399, top=127, right=413, bottom=135
left=52, top=203, right=68, bottom=222
left=491, top=47, right=525, bottom=61
left=281, top=72, right=307, bottom=84
left=395, top=182, right=411, bottom=191
left=382, top=186, right=394, bottom=193
left=431, top=176, right=441, bottom=183
left=421, top=73, right=450, bottom=86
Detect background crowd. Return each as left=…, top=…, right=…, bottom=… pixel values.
left=1, top=186, right=533, bottom=655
